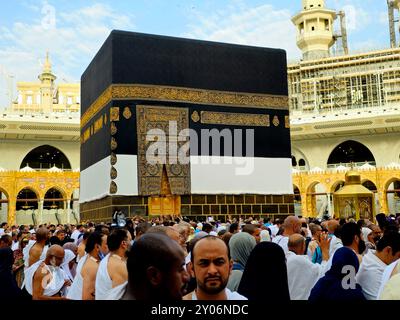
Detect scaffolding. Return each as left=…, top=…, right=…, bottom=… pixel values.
left=288, top=48, right=400, bottom=113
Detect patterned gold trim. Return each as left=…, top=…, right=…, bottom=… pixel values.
left=81, top=84, right=288, bottom=128
left=110, top=181, right=118, bottom=194
left=111, top=122, right=117, bottom=136
left=191, top=111, right=200, bottom=123
left=273, top=116, right=280, bottom=127
left=123, top=107, right=132, bottom=120
left=94, top=115, right=103, bottom=134
left=201, top=111, right=270, bottom=127
left=104, top=113, right=108, bottom=125
left=285, top=116, right=290, bottom=128
left=110, top=166, right=118, bottom=180
left=111, top=137, right=118, bottom=151
left=110, top=153, right=117, bottom=166
left=110, top=107, right=120, bottom=122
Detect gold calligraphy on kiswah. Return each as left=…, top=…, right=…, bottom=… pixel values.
left=201, top=111, right=270, bottom=127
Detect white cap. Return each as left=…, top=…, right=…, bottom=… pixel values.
left=209, top=231, right=218, bottom=236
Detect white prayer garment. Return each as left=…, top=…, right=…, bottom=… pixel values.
left=356, top=250, right=387, bottom=300
left=95, top=253, right=113, bottom=300
left=272, top=235, right=289, bottom=254
left=286, top=251, right=327, bottom=300
left=66, top=254, right=88, bottom=300
left=25, top=260, right=67, bottom=297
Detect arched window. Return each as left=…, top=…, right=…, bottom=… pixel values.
left=299, top=159, right=306, bottom=167
left=292, top=156, right=297, bottom=167
left=327, top=140, right=375, bottom=168
left=20, top=145, right=71, bottom=170
left=16, top=188, right=38, bottom=211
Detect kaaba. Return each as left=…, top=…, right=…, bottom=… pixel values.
left=80, top=30, right=294, bottom=222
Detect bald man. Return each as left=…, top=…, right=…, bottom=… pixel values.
left=23, top=227, right=50, bottom=267
left=286, top=234, right=330, bottom=300
left=326, top=219, right=343, bottom=257
left=26, top=245, right=70, bottom=300
left=272, top=216, right=302, bottom=254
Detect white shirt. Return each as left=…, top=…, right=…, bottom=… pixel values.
left=190, top=288, right=247, bottom=300
left=67, top=254, right=88, bottom=300
left=95, top=254, right=113, bottom=300
left=268, top=225, right=279, bottom=238
left=329, top=235, right=343, bottom=257
left=286, top=251, right=326, bottom=300
left=356, top=250, right=387, bottom=300
left=71, top=230, right=81, bottom=245
left=12, top=240, right=19, bottom=251
left=272, top=235, right=289, bottom=254
left=377, top=260, right=399, bottom=299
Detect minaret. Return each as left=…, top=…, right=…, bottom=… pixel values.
left=292, top=0, right=337, bottom=60
left=38, top=52, right=56, bottom=112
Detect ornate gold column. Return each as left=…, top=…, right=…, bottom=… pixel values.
left=379, top=191, right=389, bottom=214
left=7, top=198, right=16, bottom=225
left=66, top=200, right=71, bottom=224
left=301, top=192, right=308, bottom=217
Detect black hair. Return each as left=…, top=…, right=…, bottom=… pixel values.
left=340, top=222, right=361, bottom=246
left=376, top=230, right=400, bottom=254
left=85, top=232, right=105, bottom=253
left=135, top=222, right=152, bottom=236
left=229, top=222, right=239, bottom=233
left=190, top=235, right=231, bottom=263
left=1, top=222, right=7, bottom=228
left=107, top=229, right=128, bottom=251
left=242, top=224, right=258, bottom=235
left=202, top=223, right=213, bottom=233
left=82, top=231, right=91, bottom=241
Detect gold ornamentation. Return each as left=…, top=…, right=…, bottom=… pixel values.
left=111, top=122, right=117, bottom=136
left=110, top=153, right=117, bottom=166
left=123, top=107, right=132, bottom=120
left=201, top=111, right=270, bottom=127
left=81, top=84, right=289, bottom=128
left=285, top=116, right=290, bottom=128
left=110, top=107, right=120, bottom=122
left=137, top=105, right=191, bottom=196
left=111, top=137, right=118, bottom=151
left=82, top=128, right=91, bottom=144
left=110, top=181, right=118, bottom=194
left=104, top=113, right=108, bottom=125
left=110, top=166, right=118, bottom=180
left=273, top=116, right=280, bottom=127
left=94, top=116, right=103, bottom=134
left=191, top=111, right=200, bottom=123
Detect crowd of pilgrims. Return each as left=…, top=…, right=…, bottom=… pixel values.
left=0, top=212, right=399, bottom=301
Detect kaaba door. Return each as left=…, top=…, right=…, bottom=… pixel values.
left=137, top=105, right=190, bottom=215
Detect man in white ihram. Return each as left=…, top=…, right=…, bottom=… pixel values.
left=95, top=229, right=131, bottom=300
left=286, top=233, right=331, bottom=300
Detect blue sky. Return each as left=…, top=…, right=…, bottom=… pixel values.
left=0, top=0, right=393, bottom=108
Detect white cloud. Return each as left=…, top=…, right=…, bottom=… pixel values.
left=0, top=3, right=135, bottom=109
left=184, top=3, right=301, bottom=62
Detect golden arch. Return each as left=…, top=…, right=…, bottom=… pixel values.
left=330, top=180, right=345, bottom=193
left=384, top=177, right=400, bottom=191
left=307, top=181, right=328, bottom=194
left=17, top=186, right=40, bottom=199
left=44, top=186, right=68, bottom=201
left=0, top=187, right=10, bottom=200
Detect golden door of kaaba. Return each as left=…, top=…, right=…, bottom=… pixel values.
left=136, top=105, right=190, bottom=215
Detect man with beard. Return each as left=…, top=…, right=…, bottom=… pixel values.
left=184, top=236, right=247, bottom=300
left=120, top=233, right=190, bottom=301
left=26, top=245, right=70, bottom=300
left=95, top=229, right=131, bottom=300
